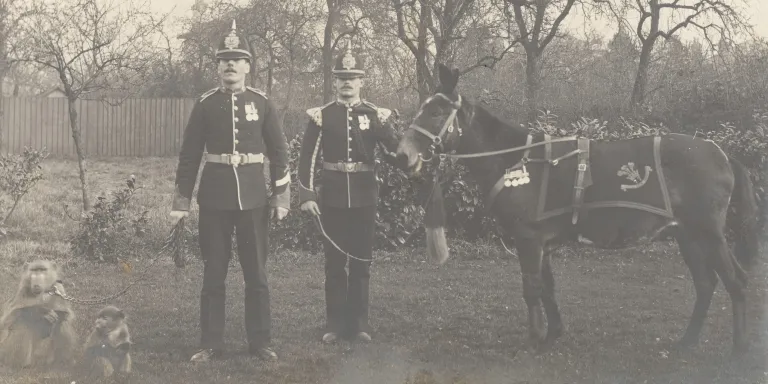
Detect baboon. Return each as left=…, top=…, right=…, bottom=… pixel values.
left=0, top=260, right=78, bottom=368
left=80, top=305, right=132, bottom=378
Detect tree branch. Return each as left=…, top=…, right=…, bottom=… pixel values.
left=540, top=0, right=577, bottom=50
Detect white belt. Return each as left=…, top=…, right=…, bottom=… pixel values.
left=205, top=153, right=264, bottom=166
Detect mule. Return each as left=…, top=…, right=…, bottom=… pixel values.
left=395, top=64, right=760, bottom=355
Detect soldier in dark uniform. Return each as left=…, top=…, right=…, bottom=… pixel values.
left=170, top=20, right=290, bottom=362
left=298, top=45, right=403, bottom=344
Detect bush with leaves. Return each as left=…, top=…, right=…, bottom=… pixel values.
left=69, top=175, right=150, bottom=262
left=0, top=147, right=49, bottom=237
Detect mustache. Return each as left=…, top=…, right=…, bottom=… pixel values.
left=224, top=68, right=236, bottom=73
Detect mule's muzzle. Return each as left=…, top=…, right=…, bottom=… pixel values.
left=396, top=139, right=423, bottom=178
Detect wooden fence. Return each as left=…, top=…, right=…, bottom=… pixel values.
left=0, top=97, right=197, bottom=157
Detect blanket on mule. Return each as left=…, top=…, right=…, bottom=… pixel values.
left=490, top=134, right=674, bottom=223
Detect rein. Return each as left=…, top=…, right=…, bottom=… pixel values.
left=408, top=92, right=577, bottom=162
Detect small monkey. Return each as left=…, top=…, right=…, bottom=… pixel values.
left=81, top=305, right=132, bottom=378
left=0, top=260, right=78, bottom=368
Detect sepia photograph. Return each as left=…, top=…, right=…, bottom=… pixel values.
left=0, top=0, right=766, bottom=382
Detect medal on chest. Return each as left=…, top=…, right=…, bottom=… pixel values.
left=245, top=102, right=259, bottom=121
left=358, top=115, right=370, bottom=130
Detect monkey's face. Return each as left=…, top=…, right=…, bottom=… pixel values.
left=25, top=261, right=58, bottom=295
left=94, top=306, right=125, bottom=333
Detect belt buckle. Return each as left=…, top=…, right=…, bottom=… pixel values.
left=344, top=162, right=355, bottom=172
left=578, top=163, right=587, bottom=171
left=229, top=154, right=242, bottom=165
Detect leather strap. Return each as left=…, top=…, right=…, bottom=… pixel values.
left=205, top=153, right=264, bottom=166
left=485, top=134, right=536, bottom=214
left=323, top=161, right=374, bottom=173
left=571, top=138, right=590, bottom=224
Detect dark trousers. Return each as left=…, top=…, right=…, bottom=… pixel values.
left=320, top=205, right=376, bottom=336
left=198, top=206, right=271, bottom=350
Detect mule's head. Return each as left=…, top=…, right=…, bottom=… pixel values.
left=397, top=64, right=464, bottom=178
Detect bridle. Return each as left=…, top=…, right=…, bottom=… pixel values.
left=408, top=93, right=464, bottom=162
left=406, top=92, right=578, bottom=163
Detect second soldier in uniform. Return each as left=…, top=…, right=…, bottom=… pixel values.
left=298, top=45, right=403, bottom=344
left=170, top=21, right=291, bottom=362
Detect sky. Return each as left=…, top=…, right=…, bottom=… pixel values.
left=152, top=0, right=768, bottom=46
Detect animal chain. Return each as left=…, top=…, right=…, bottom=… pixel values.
left=46, top=227, right=180, bottom=305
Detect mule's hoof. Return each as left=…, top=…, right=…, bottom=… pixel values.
left=547, top=325, right=564, bottom=341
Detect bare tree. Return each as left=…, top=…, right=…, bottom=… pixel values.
left=393, top=0, right=519, bottom=102
left=501, top=0, right=581, bottom=121
left=617, top=0, right=752, bottom=108
left=20, top=0, right=166, bottom=211
left=0, top=0, right=39, bottom=150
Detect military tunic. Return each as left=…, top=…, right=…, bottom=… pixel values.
left=297, top=100, right=399, bottom=208
left=297, top=99, right=401, bottom=336
left=171, top=85, right=290, bottom=351
left=173, top=86, right=291, bottom=212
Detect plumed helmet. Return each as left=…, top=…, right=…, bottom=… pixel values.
left=332, top=42, right=364, bottom=78
left=215, top=20, right=252, bottom=61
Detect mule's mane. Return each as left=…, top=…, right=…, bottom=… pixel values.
left=462, top=97, right=529, bottom=154
left=460, top=95, right=528, bottom=149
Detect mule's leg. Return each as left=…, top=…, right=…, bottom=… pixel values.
left=704, top=233, right=749, bottom=354
left=516, top=238, right=546, bottom=348
left=675, top=230, right=718, bottom=348
left=540, top=247, right=563, bottom=344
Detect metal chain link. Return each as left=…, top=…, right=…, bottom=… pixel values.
left=45, top=223, right=182, bottom=305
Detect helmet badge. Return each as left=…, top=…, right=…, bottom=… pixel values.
left=224, top=20, right=239, bottom=49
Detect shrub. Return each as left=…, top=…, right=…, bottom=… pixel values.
left=69, top=175, right=151, bottom=262
left=0, top=147, right=49, bottom=237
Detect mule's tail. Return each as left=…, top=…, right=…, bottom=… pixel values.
left=422, top=176, right=449, bottom=265
left=727, top=157, right=760, bottom=270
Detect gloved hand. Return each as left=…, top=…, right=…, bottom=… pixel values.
left=270, top=207, right=289, bottom=221
left=170, top=210, right=189, bottom=223
left=300, top=201, right=321, bottom=216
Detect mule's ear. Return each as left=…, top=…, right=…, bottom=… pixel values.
left=437, top=63, right=457, bottom=93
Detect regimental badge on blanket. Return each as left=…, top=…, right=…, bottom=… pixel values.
left=358, top=115, right=370, bottom=130
left=617, top=162, right=652, bottom=191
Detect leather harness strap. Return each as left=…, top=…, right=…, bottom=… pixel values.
left=571, top=138, right=590, bottom=225
left=323, top=161, right=374, bottom=173
left=485, top=135, right=534, bottom=213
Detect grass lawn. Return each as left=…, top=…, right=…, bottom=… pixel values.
left=0, top=157, right=766, bottom=384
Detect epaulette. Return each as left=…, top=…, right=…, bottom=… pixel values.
left=199, top=88, right=218, bottom=102
left=363, top=101, right=392, bottom=123
left=306, top=102, right=333, bottom=127
left=246, top=86, right=267, bottom=99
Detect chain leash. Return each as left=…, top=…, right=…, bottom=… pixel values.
left=45, top=219, right=186, bottom=305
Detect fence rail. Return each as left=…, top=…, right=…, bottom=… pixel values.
left=0, top=97, right=197, bottom=157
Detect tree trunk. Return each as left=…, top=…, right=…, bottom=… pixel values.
left=67, top=97, right=90, bottom=211
left=524, top=49, right=542, bottom=122
left=266, top=48, right=275, bottom=95
left=281, top=65, right=296, bottom=124
left=630, top=39, right=655, bottom=109
left=322, top=0, right=339, bottom=103
left=416, top=2, right=431, bottom=102
left=0, top=66, right=6, bottom=153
